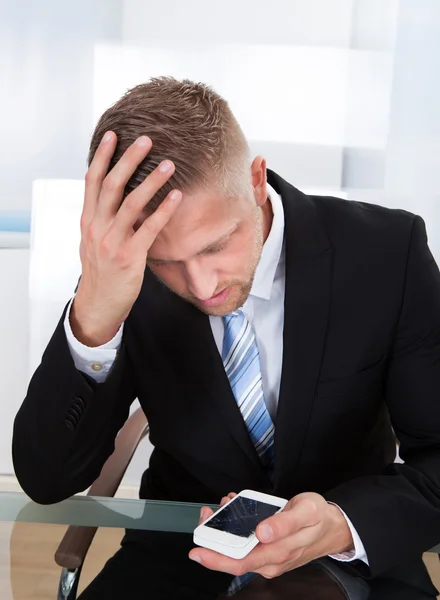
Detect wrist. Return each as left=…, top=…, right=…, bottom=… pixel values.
left=70, top=298, right=121, bottom=347
left=327, top=504, right=355, bottom=555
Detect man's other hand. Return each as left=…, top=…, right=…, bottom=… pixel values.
left=190, top=492, right=354, bottom=579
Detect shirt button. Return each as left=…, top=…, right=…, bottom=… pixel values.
left=90, top=362, right=103, bottom=372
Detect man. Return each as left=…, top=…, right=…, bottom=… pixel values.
left=13, top=77, right=440, bottom=599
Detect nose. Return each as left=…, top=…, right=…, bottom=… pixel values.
left=185, top=260, right=218, bottom=301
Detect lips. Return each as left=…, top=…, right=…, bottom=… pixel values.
left=198, top=286, right=232, bottom=308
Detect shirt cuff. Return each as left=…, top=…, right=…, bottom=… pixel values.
left=327, top=503, right=369, bottom=566
left=64, top=297, right=123, bottom=383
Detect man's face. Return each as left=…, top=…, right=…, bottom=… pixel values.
left=143, top=182, right=267, bottom=316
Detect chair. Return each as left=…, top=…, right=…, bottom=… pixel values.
left=55, top=407, right=149, bottom=600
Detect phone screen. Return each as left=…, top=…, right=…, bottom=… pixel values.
left=205, top=496, right=279, bottom=538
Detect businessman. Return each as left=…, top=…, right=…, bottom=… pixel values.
left=13, top=77, right=440, bottom=599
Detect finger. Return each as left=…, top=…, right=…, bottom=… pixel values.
left=199, top=493, right=236, bottom=528
left=220, top=493, right=237, bottom=508
left=189, top=547, right=251, bottom=576
left=191, top=529, right=312, bottom=577
left=189, top=539, right=275, bottom=576
left=130, top=188, right=182, bottom=255
left=95, top=136, right=154, bottom=222
left=110, top=158, right=176, bottom=237
left=82, top=131, right=117, bottom=229
left=198, top=506, right=214, bottom=526
left=256, top=498, right=319, bottom=544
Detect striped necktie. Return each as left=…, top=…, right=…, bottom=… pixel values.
left=222, top=309, right=275, bottom=468
left=222, top=310, right=275, bottom=596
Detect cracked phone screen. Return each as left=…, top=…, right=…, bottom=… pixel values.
left=205, top=496, right=279, bottom=538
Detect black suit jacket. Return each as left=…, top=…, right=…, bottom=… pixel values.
left=13, top=170, right=440, bottom=580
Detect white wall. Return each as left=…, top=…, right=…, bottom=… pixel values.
left=0, top=250, right=29, bottom=473
left=344, top=0, right=440, bottom=261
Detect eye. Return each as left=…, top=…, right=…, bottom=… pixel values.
left=205, top=243, right=228, bottom=255
left=148, top=260, right=171, bottom=268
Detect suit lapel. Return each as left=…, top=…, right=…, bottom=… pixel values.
left=155, top=289, right=270, bottom=484
left=267, top=171, right=333, bottom=496
left=190, top=309, right=269, bottom=475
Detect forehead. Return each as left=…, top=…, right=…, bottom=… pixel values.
left=149, top=189, right=247, bottom=261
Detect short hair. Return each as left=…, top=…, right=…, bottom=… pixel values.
left=88, top=77, right=251, bottom=210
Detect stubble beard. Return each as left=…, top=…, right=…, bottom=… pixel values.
left=190, top=209, right=265, bottom=316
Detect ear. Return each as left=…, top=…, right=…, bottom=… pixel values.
left=251, top=156, right=267, bottom=207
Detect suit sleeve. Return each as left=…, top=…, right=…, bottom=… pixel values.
left=12, top=303, right=136, bottom=504
left=324, top=215, right=440, bottom=576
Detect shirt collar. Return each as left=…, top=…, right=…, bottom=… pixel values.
left=250, top=182, right=285, bottom=300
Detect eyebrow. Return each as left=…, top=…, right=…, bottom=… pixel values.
left=148, top=225, right=238, bottom=264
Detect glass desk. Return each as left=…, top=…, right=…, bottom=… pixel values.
left=0, top=491, right=437, bottom=600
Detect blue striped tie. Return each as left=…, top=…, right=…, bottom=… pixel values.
left=222, top=310, right=275, bottom=596
left=222, top=310, right=275, bottom=468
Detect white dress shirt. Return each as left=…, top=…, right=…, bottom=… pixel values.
left=64, top=183, right=368, bottom=565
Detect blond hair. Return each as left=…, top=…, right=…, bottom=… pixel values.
left=88, top=77, right=251, bottom=209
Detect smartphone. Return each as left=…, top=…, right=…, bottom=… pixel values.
left=193, top=489, right=287, bottom=559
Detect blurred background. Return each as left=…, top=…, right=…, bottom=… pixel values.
left=1, top=0, right=439, bottom=489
